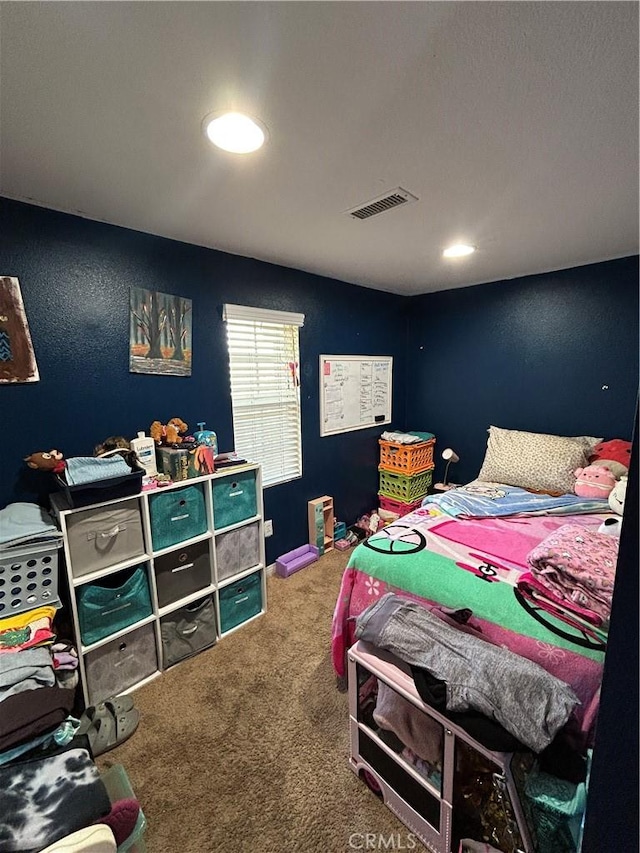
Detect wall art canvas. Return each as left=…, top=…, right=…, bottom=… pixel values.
left=129, top=287, right=192, bottom=376
left=0, top=276, right=40, bottom=383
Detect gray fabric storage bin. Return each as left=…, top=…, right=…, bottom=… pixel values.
left=215, top=522, right=261, bottom=582
left=160, top=595, right=217, bottom=668
left=84, top=622, right=157, bottom=705
left=65, top=499, right=145, bottom=578
left=154, top=539, right=212, bottom=609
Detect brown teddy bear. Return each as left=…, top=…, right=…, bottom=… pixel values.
left=150, top=418, right=189, bottom=445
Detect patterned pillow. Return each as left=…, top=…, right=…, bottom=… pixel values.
left=477, top=427, right=602, bottom=495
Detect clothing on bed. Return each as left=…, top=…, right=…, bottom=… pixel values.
left=410, top=667, right=525, bottom=753
left=516, top=573, right=608, bottom=634
left=355, top=593, right=580, bottom=753
left=526, top=524, right=618, bottom=624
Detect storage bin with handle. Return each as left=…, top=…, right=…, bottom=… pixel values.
left=84, top=622, right=157, bottom=705
left=65, top=499, right=145, bottom=578
left=149, top=484, right=207, bottom=552
left=212, top=469, right=257, bottom=530
left=77, top=564, right=152, bottom=646
left=160, top=594, right=217, bottom=667
left=154, top=539, right=212, bottom=609
left=215, top=521, right=260, bottom=582
left=219, top=570, right=262, bottom=633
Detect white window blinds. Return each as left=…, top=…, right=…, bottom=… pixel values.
left=223, top=304, right=304, bottom=487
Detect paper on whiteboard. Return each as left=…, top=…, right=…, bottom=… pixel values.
left=321, top=356, right=391, bottom=435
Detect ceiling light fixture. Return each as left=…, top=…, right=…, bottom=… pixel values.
left=443, top=243, right=476, bottom=258
left=203, top=111, right=266, bottom=154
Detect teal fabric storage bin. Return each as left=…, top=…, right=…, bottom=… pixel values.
left=77, top=564, right=152, bottom=646
left=219, top=570, right=262, bottom=633
left=213, top=470, right=257, bottom=530
left=149, top=483, right=207, bottom=551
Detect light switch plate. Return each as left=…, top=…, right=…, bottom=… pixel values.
left=264, top=519, right=273, bottom=537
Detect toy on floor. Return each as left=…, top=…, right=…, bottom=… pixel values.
left=573, top=464, right=616, bottom=499
left=24, top=450, right=66, bottom=473
left=150, top=418, right=189, bottom=445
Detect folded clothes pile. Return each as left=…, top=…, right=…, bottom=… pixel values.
left=380, top=430, right=434, bottom=444
left=522, top=523, right=619, bottom=628
left=0, top=503, right=62, bottom=549
left=0, top=629, right=81, bottom=768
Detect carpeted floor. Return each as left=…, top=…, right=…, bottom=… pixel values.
left=100, top=549, right=409, bottom=852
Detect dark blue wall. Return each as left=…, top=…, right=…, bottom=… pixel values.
left=405, top=258, right=639, bottom=485
left=0, top=198, right=408, bottom=562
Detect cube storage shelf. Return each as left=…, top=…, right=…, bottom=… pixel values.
left=51, top=463, right=266, bottom=707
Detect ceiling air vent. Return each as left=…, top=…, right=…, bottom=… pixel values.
left=346, top=187, right=419, bottom=220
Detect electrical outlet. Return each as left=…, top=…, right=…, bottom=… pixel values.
left=264, top=519, right=273, bottom=537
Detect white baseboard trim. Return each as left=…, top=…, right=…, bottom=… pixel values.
left=265, top=562, right=276, bottom=577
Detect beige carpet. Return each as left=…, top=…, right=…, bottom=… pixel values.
left=100, top=550, right=409, bottom=852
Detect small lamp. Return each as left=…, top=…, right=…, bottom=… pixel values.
left=440, top=448, right=460, bottom=490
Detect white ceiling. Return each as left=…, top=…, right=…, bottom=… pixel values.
left=1, top=1, right=638, bottom=295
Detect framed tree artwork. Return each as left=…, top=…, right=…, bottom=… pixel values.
left=0, top=276, right=40, bottom=383
left=129, top=287, right=192, bottom=376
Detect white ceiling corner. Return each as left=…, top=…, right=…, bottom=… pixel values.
left=0, top=1, right=637, bottom=295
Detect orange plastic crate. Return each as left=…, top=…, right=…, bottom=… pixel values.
left=379, top=438, right=435, bottom=474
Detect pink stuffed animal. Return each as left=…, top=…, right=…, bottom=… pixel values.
left=574, top=464, right=616, bottom=499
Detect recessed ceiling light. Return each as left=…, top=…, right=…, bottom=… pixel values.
left=203, top=112, right=267, bottom=154
left=443, top=243, right=476, bottom=258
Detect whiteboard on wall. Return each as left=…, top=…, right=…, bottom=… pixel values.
left=320, top=355, right=393, bottom=436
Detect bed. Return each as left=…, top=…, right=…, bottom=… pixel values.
left=332, top=481, right=615, bottom=752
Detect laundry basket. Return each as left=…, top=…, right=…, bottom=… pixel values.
left=0, top=540, right=62, bottom=616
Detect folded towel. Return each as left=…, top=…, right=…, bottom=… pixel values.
left=64, top=456, right=133, bottom=486
left=0, top=502, right=61, bottom=547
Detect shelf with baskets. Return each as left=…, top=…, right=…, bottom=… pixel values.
left=50, top=463, right=266, bottom=707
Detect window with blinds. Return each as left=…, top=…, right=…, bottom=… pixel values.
left=223, top=304, right=304, bottom=487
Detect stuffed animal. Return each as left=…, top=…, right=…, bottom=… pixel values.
left=94, top=436, right=131, bottom=457
left=598, top=517, right=621, bottom=537
left=608, top=475, right=627, bottom=516
left=150, top=418, right=189, bottom=445
left=574, top=464, right=616, bottom=499
left=589, top=439, right=632, bottom=480
left=24, top=449, right=66, bottom=473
